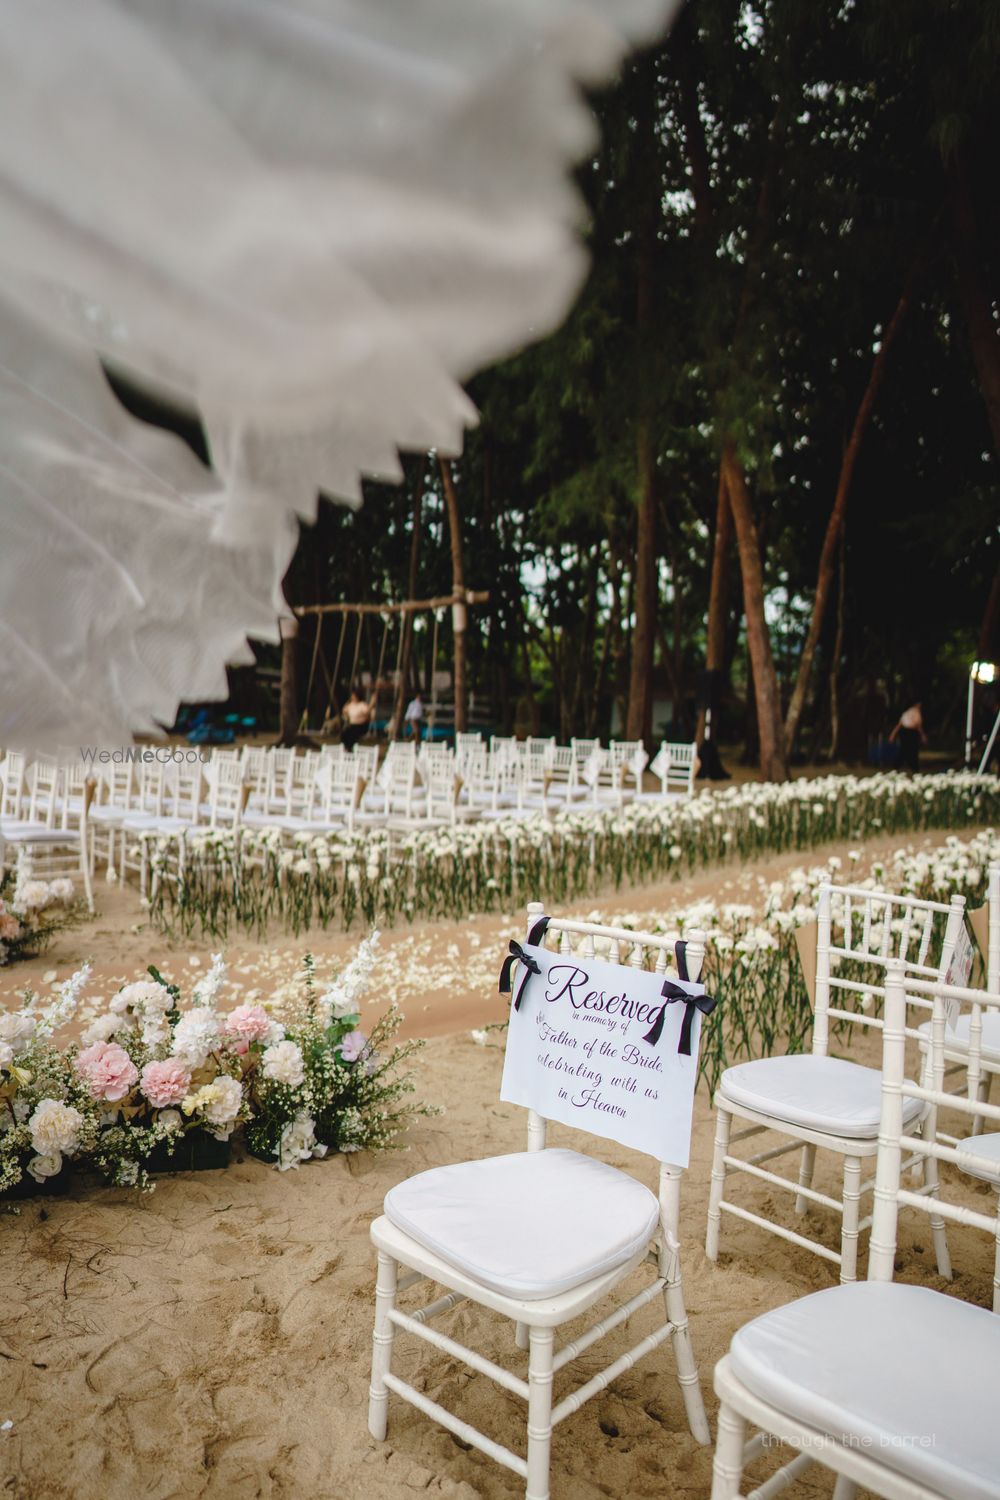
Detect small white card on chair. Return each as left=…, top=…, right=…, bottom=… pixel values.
left=499, top=944, right=708, bottom=1168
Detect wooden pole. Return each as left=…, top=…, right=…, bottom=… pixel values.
left=295, top=591, right=488, bottom=617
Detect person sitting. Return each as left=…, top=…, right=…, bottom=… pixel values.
left=404, top=691, right=424, bottom=742
left=341, top=686, right=375, bottom=752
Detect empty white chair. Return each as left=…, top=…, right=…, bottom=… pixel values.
left=709, top=958, right=1000, bottom=1500
left=916, top=862, right=1000, bottom=1135
left=645, top=741, right=699, bottom=800
left=706, top=882, right=966, bottom=1282
left=0, top=759, right=95, bottom=912
left=367, top=905, right=713, bottom=1500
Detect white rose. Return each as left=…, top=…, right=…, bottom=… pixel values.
left=172, top=1010, right=221, bottom=1069
left=27, top=1152, right=63, bottom=1182
left=29, top=1099, right=84, bottom=1157
left=50, top=879, right=75, bottom=903
left=262, top=1040, right=305, bottom=1089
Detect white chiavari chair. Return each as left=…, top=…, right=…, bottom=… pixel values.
left=706, top=883, right=966, bottom=1283
left=642, top=741, right=699, bottom=800
left=0, top=758, right=95, bottom=912
left=916, top=863, right=1000, bottom=1136
left=708, top=958, right=1000, bottom=1500
left=367, top=905, right=712, bottom=1500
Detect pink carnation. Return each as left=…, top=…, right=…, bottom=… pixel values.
left=0, top=913, right=21, bottom=941
left=139, top=1057, right=192, bottom=1108
left=75, top=1041, right=139, bottom=1102
left=223, top=1004, right=274, bottom=1050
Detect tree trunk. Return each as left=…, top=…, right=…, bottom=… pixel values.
left=949, top=149, right=1000, bottom=458
left=278, top=616, right=300, bottom=747
left=697, top=466, right=732, bottom=742
left=827, top=523, right=847, bottom=761
left=438, top=457, right=468, bottom=733
left=783, top=252, right=927, bottom=756
left=626, top=53, right=658, bottom=749
left=721, top=443, right=788, bottom=782
left=390, top=459, right=425, bottom=737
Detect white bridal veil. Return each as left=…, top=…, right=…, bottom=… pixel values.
left=0, top=0, right=679, bottom=747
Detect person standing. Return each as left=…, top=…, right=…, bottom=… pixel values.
left=403, top=690, right=424, bottom=742
left=889, top=701, right=926, bottom=772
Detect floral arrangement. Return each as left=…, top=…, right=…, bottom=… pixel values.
left=0, top=871, right=79, bottom=967
left=145, top=770, right=1000, bottom=941
left=0, top=931, right=431, bottom=1198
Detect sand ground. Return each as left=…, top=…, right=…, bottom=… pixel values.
left=0, top=826, right=994, bottom=1500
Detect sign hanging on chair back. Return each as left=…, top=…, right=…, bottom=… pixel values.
left=498, top=922, right=715, bottom=1168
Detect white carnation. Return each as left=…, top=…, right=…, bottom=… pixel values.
left=0, top=1012, right=36, bottom=1050
left=0, top=1041, right=13, bottom=1069
left=262, top=1040, right=305, bottom=1088
left=172, top=1009, right=221, bottom=1069
left=50, top=878, right=75, bottom=903
left=13, top=879, right=51, bottom=912
left=29, top=1098, right=84, bottom=1157
left=117, top=980, right=172, bottom=1015
left=202, top=1074, right=242, bottom=1131
left=81, top=1013, right=123, bottom=1047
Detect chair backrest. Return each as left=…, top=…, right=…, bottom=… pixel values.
left=206, top=758, right=246, bottom=829
left=27, top=757, right=59, bottom=826
left=499, top=903, right=710, bottom=1171
left=571, top=737, right=600, bottom=759
left=651, top=741, right=697, bottom=797
left=869, top=962, right=1000, bottom=1288
left=0, top=752, right=30, bottom=823
left=814, top=881, right=966, bottom=1057
left=456, top=732, right=483, bottom=756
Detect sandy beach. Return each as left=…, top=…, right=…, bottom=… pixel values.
left=1, top=827, right=995, bottom=1500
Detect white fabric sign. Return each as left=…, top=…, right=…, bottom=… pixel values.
left=500, top=944, right=708, bottom=1168
left=943, top=921, right=976, bottom=1028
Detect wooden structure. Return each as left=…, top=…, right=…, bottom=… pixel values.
left=293, top=589, right=489, bottom=738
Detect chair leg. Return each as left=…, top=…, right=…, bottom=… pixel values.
left=664, top=1243, right=711, bottom=1444
left=973, top=1073, right=994, bottom=1138
left=368, top=1250, right=398, bottom=1440
left=526, top=1326, right=554, bottom=1500
left=706, top=1104, right=732, bottom=1261
left=794, top=1144, right=816, bottom=1215
left=840, top=1156, right=862, bottom=1284
left=922, top=1148, right=953, bottom=1281
left=832, top=1477, right=858, bottom=1500
left=709, top=1400, right=746, bottom=1500
left=993, top=1192, right=1000, bottom=1314
left=79, top=837, right=94, bottom=915
left=515, top=1320, right=529, bottom=1350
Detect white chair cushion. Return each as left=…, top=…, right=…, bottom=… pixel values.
left=956, top=1131, right=1000, bottom=1185
left=730, top=1282, right=1000, bottom=1500
left=718, top=1055, right=924, bottom=1139
left=383, top=1148, right=659, bottom=1301
left=918, top=1012, right=1000, bottom=1063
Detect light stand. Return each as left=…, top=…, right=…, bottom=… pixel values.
left=966, top=660, right=998, bottom=767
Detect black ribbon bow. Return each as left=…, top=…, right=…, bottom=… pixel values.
left=499, top=915, right=551, bottom=1012
left=642, top=940, right=718, bottom=1053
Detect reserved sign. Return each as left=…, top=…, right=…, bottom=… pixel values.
left=499, top=942, right=712, bottom=1167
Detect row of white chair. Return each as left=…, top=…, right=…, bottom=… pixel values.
left=366, top=895, right=1000, bottom=1500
